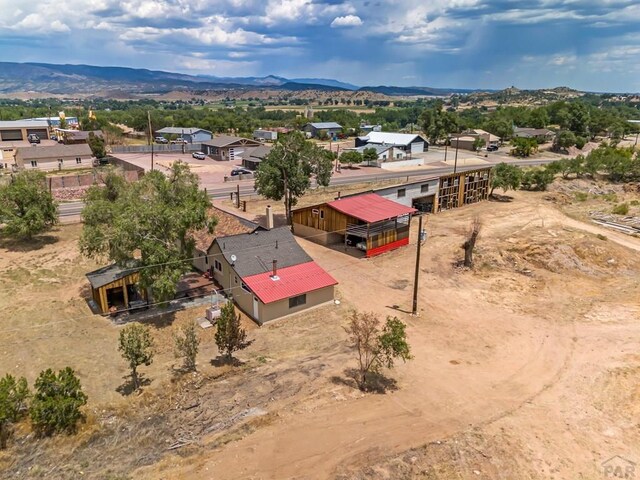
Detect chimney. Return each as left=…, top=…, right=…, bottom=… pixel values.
left=266, top=205, right=274, bottom=230
left=272, top=260, right=278, bottom=278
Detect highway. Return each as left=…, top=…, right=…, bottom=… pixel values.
left=57, top=157, right=557, bottom=218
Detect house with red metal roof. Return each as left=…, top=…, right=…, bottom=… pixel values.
left=291, top=193, right=417, bottom=257
left=202, top=226, right=337, bottom=324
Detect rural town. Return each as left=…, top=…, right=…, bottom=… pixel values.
left=1, top=2, right=640, bottom=479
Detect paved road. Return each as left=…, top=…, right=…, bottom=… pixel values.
left=57, top=157, right=557, bottom=218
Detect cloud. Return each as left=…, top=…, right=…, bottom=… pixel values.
left=331, top=15, right=363, bottom=27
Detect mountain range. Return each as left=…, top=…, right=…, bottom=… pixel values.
left=0, top=62, right=482, bottom=97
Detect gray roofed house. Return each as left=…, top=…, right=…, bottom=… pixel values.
left=242, top=144, right=272, bottom=170
left=215, top=227, right=312, bottom=278
left=302, top=122, right=343, bottom=138
left=15, top=143, right=94, bottom=171
left=513, top=127, right=555, bottom=142
left=155, top=127, right=212, bottom=144
left=201, top=136, right=262, bottom=161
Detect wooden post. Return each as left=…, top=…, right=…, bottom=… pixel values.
left=236, top=184, right=240, bottom=208
left=412, top=214, right=423, bottom=316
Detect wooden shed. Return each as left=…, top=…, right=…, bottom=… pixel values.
left=436, top=167, right=492, bottom=212
left=292, top=193, right=417, bottom=257
left=86, top=264, right=147, bottom=314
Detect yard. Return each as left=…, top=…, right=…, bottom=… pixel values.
left=2, top=184, right=640, bottom=479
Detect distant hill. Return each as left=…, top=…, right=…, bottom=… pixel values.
left=358, top=85, right=485, bottom=96
left=290, top=78, right=359, bottom=90
left=275, top=81, right=349, bottom=92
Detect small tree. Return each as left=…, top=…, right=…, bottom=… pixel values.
left=473, top=137, right=486, bottom=152
left=490, top=163, right=522, bottom=196
left=30, top=368, right=87, bottom=437
left=0, top=171, right=58, bottom=239
left=362, top=147, right=379, bottom=165
left=118, top=323, right=154, bottom=390
left=343, top=311, right=412, bottom=391
left=510, top=137, right=537, bottom=157
left=0, top=374, right=29, bottom=449
left=553, top=130, right=577, bottom=152
left=174, top=321, right=200, bottom=371
left=461, top=216, right=481, bottom=268
left=339, top=150, right=364, bottom=168
left=87, top=132, right=106, bottom=159
left=215, top=302, right=247, bottom=361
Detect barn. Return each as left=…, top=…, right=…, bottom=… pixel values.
left=292, top=193, right=417, bottom=257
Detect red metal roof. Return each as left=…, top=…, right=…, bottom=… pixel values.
left=242, top=261, right=338, bottom=304
left=327, top=193, right=417, bottom=223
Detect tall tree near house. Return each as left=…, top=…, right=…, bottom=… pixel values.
left=420, top=101, right=459, bottom=144
left=118, top=323, right=155, bottom=390
left=87, top=131, right=106, bottom=159
left=215, top=302, right=248, bottom=362
left=0, top=374, right=29, bottom=449
left=0, top=170, right=58, bottom=240
left=473, top=137, right=486, bottom=152
left=461, top=217, right=481, bottom=268
left=254, top=131, right=333, bottom=223
left=490, top=162, right=522, bottom=196
left=362, top=147, right=379, bottom=165
left=344, top=311, right=412, bottom=391
left=339, top=150, right=364, bottom=168
left=80, top=162, right=217, bottom=303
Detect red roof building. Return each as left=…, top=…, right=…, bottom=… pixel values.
left=242, top=261, right=338, bottom=304
left=327, top=193, right=416, bottom=223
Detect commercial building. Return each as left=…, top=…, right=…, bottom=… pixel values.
left=0, top=120, right=50, bottom=142
left=302, top=122, right=342, bottom=138
left=201, top=136, right=262, bottom=161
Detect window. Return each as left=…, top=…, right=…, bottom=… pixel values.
left=241, top=282, right=251, bottom=293
left=289, top=294, right=307, bottom=309
left=30, top=160, right=38, bottom=168
left=396, top=153, right=402, bottom=159
left=214, top=260, right=222, bottom=271
left=421, top=184, right=429, bottom=193
left=319, top=209, right=325, bottom=219
left=76, top=157, right=82, bottom=164
left=397, top=188, right=406, bottom=198
left=204, top=255, right=208, bottom=265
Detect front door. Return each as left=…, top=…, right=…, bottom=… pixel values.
left=253, top=296, right=259, bottom=321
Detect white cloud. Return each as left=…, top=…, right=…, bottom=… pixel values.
left=331, top=15, right=362, bottom=27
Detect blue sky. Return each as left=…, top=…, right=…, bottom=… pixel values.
left=1, top=0, right=639, bottom=92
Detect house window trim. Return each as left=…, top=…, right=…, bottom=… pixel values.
left=76, top=157, right=82, bottom=164
left=421, top=184, right=429, bottom=193
left=30, top=160, right=38, bottom=167
left=397, top=188, right=406, bottom=198
left=214, top=259, right=222, bottom=272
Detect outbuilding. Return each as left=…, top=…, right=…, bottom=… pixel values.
left=292, top=193, right=417, bottom=257
left=302, top=122, right=342, bottom=138
left=201, top=136, right=262, bottom=161
left=0, top=120, right=50, bottom=142
left=86, top=264, right=147, bottom=314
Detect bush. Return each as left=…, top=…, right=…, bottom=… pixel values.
left=573, top=192, right=589, bottom=202
left=0, top=374, right=29, bottom=449
left=630, top=200, right=640, bottom=206
left=575, top=136, right=587, bottom=149
left=612, top=203, right=629, bottom=215
left=30, top=368, right=87, bottom=437
left=174, top=321, right=200, bottom=371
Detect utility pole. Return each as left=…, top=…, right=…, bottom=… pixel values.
left=444, top=141, right=448, bottom=162
left=182, top=128, right=185, bottom=154
left=147, top=111, right=154, bottom=172
left=411, top=214, right=424, bottom=316
left=453, top=137, right=460, bottom=174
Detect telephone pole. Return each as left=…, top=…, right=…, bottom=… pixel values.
left=453, top=137, right=460, bottom=174
left=147, top=111, right=154, bottom=172
left=411, top=214, right=424, bottom=316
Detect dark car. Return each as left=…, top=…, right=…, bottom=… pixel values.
left=486, top=145, right=498, bottom=152
left=230, top=168, right=252, bottom=176
left=27, top=133, right=40, bottom=144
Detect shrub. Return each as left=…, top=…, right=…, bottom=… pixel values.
left=30, top=368, right=87, bottom=437
left=575, top=136, right=587, bottom=149
left=573, top=192, right=588, bottom=202
left=119, top=323, right=155, bottom=390
left=0, top=374, right=29, bottom=449
left=174, top=321, right=200, bottom=371
left=612, top=203, right=629, bottom=215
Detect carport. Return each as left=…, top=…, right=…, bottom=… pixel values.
left=86, top=264, right=147, bottom=314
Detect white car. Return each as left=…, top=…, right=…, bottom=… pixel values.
left=171, top=138, right=189, bottom=144
left=192, top=151, right=206, bottom=160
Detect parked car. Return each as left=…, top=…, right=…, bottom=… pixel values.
left=192, top=151, right=206, bottom=160
left=230, top=168, right=252, bottom=176
left=154, top=136, right=168, bottom=144
left=171, top=138, right=188, bottom=144
left=486, top=145, right=498, bottom=152
left=50, top=135, right=57, bottom=141
left=27, top=133, right=40, bottom=144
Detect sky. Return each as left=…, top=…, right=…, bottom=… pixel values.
left=1, top=0, right=639, bottom=92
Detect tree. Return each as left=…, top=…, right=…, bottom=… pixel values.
left=80, top=162, right=216, bottom=303
left=118, top=323, right=155, bottom=390
left=510, top=137, right=537, bottom=157
left=0, top=171, right=58, bottom=239
left=490, top=163, right=522, bottom=196
left=362, top=147, right=379, bottom=165
left=174, top=321, right=200, bottom=371
left=254, top=132, right=333, bottom=222
left=521, top=167, right=554, bottom=191
left=343, top=311, right=412, bottom=391
left=473, top=137, right=486, bottom=152
left=568, top=102, right=590, bottom=136
left=462, top=217, right=481, bottom=268
left=420, top=101, right=459, bottom=144
left=215, top=302, right=248, bottom=361
left=339, top=150, right=363, bottom=168
left=529, top=108, right=549, bottom=129
left=0, top=374, right=29, bottom=449
left=575, top=136, right=587, bottom=150
left=29, top=368, right=87, bottom=437
left=553, top=130, right=577, bottom=152
left=87, top=132, right=106, bottom=159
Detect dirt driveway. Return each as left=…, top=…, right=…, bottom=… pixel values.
left=134, top=190, right=640, bottom=479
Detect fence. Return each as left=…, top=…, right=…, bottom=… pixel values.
left=110, top=144, right=201, bottom=154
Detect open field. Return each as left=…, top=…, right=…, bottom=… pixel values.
left=1, top=181, right=640, bottom=479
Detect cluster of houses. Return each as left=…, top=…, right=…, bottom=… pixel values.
left=87, top=164, right=492, bottom=323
